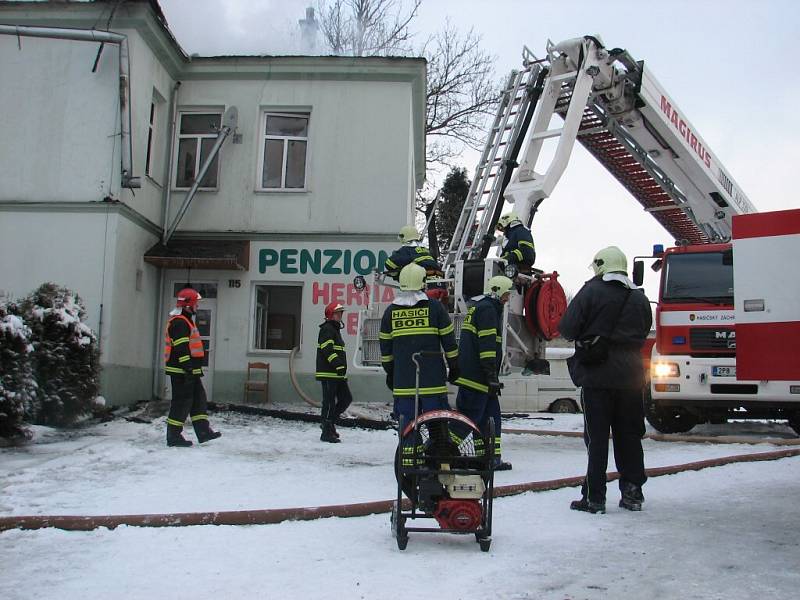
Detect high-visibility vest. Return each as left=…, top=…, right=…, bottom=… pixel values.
left=164, top=314, right=204, bottom=375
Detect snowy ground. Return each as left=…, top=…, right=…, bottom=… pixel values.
left=2, top=407, right=799, bottom=599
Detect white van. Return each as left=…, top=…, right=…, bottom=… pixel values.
left=497, top=347, right=581, bottom=413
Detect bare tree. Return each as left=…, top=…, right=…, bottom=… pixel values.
left=317, top=0, right=421, bottom=56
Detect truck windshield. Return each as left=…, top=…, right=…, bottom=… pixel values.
left=662, top=252, right=733, bottom=304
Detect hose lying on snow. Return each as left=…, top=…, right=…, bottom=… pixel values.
left=503, top=428, right=800, bottom=446
left=3, top=448, right=798, bottom=532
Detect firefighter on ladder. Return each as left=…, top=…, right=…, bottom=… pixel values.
left=384, top=225, right=443, bottom=280
left=496, top=212, right=536, bottom=272
left=379, top=263, right=459, bottom=425
left=316, top=302, right=353, bottom=443
left=454, top=275, right=514, bottom=471
left=163, top=288, right=222, bottom=447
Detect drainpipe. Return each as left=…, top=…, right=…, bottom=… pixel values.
left=163, top=105, right=238, bottom=244
left=0, top=25, right=141, bottom=188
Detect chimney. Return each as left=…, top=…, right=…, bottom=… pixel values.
left=298, top=6, right=319, bottom=55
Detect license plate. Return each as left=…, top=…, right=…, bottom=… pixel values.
left=712, top=366, right=736, bottom=377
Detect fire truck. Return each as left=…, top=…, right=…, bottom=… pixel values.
left=354, top=35, right=800, bottom=432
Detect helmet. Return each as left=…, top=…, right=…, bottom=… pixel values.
left=484, top=275, right=514, bottom=297
left=324, top=302, right=345, bottom=320
left=496, top=212, right=520, bottom=231
left=176, top=287, right=202, bottom=310
left=399, top=263, right=427, bottom=291
left=590, top=246, right=628, bottom=276
left=398, top=225, right=422, bottom=243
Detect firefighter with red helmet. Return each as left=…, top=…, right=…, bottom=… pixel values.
left=315, top=302, right=353, bottom=443
left=163, top=287, right=221, bottom=447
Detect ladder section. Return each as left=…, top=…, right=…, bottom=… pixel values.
left=443, top=62, right=542, bottom=272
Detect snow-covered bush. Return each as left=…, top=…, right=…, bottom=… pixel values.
left=21, top=283, right=100, bottom=427
left=0, top=300, right=36, bottom=440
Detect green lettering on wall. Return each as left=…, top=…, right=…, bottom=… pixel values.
left=353, top=249, right=376, bottom=275
left=300, top=249, right=321, bottom=274
left=280, top=249, right=298, bottom=273
left=322, top=249, right=342, bottom=274
left=259, top=249, right=279, bottom=273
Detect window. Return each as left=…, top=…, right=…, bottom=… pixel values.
left=174, top=111, right=222, bottom=189
left=145, top=89, right=165, bottom=182
left=252, top=284, right=303, bottom=351
left=662, top=252, right=733, bottom=304
left=259, top=112, right=309, bottom=190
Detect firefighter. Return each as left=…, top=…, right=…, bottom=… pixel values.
left=163, top=288, right=221, bottom=447
left=496, top=212, right=536, bottom=271
left=558, top=246, right=652, bottom=514
left=454, top=275, right=513, bottom=471
left=316, top=302, right=353, bottom=443
left=380, top=263, right=459, bottom=425
left=384, top=225, right=443, bottom=280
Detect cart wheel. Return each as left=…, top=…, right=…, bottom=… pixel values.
left=397, top=535, right=409, bottom=551
left=478, top=537, right=491, bottom=552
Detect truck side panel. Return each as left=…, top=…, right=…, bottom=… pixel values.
left=733, top=209, right=800, bottom=380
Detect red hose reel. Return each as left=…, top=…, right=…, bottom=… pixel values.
left=523, top=271, right=567, bottom=340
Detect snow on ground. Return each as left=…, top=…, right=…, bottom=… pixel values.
left=1, top=409, right=799, bottom=599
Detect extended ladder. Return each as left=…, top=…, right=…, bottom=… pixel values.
left=442, top=52, right=544, bottom=273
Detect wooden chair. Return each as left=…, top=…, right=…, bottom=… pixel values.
left=244, top=362, right=270, bottom=403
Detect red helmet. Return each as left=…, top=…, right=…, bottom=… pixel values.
left=324, top=302, right=345, bottom=320
left=176, top=288, right=202, bottom=310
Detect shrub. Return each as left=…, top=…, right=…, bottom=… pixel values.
left=21, top=283, right=100, bottom=427
left=0, top=300, right=36, bottom=440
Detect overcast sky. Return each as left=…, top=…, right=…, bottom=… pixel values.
left=156, top=0, right=800, bottom=299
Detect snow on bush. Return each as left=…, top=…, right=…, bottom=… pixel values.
left=21, top=283, right=100, bottom=427
left=0, top=300, right=36, bottom=440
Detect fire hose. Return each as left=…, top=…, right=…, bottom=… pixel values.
left=2, top=447, right=798, bottom=532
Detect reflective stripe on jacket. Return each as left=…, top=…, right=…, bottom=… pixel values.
left=316, top=320, right=348, bottom=380
left=164, top=313, right=204, bottom=376
left=501, top=222, right=536, bottom=265
left=455, top=296, right=503, bottom=393
left=380, top=298, right=457, bottom=396
left=384, top=245, right=442, bottom=276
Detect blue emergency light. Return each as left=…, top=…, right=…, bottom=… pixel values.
left=653, top=244, right=665, bottom=257
left=671, top=336, right=686, bottom=345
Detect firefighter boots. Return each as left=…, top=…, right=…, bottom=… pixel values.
left=320, top=421, right=341, bottom=443
left=619, top=482, right=644, bottom=511
left=570, top=497, right=606, bottom=514
left=193, top=419, right=222, bottom=444
left=166, top=424, right=193, bottom=447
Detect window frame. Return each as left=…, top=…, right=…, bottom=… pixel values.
left=248, top=281, right=305, bottom=354
left=171, top=108, right=224, bottom=191
left=255, top=111, right=311, bottom=192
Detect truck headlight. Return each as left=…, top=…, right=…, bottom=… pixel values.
left=652, top=362, right=680, bottom=378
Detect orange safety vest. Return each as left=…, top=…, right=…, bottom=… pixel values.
left=164, top=314, right=204, bottom=375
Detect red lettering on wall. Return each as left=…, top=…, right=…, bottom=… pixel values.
left=312, top=282, right=329, bottom=305
left=346, top=311, right=359, bottom=335
left=381, top=287, right=396, bottom=303
left=331, top=283, right=345, bottom=304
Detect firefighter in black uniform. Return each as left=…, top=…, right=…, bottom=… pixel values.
left=559, top=246, right=653, bottom=514
left=380, top=263, right=459, bottom=424
left=164, top=288, right=221, bottom=447
left=496, top=212, right=536, bottom=271
left=454, top=275, right=514, bottom=470
left=384, top=225, right=443, bottom=280
left=316, top=302, right=353, bottom=443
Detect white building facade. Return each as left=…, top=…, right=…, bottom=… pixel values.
left=0, top=0, right=426, bottom=406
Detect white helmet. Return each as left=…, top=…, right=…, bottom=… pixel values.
left=590, top=246, right=628, bottom=276
left=484, top=275, right=514, bottom=298
left=399, top=263, right=427, bottom=291
left=398, top=225, right=422, bottom=243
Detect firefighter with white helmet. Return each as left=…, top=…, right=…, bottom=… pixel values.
left=453, top=275, right=514, bottom=470
left=315, top=302, right=353, bottom=443
left=559, top=246, right=652, bottom=513
left=380, top=263, right=459, bottom=424
left=496, top=212, right=536, bottom=270
left=163, top=287, right=221, bottom=447
left=384, top=225, right=443, bottom=280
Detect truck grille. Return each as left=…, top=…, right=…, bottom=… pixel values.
left=690, top=327, right=735, bottom=351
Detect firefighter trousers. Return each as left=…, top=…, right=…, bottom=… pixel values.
left=320, top=380, right=353, bottom=422
left=168, top=375, right=212, bottom=434
left=455, top=387, right=503, bottom=458
left=580, top=387, right=647, bottom=504
left=393, top=393, right=448, bottom=426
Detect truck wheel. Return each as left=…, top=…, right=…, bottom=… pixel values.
left=550, top=398, right=578, bottom=413
left=644, top=390, right=697, bottom=434
left=788, top=413, right=800, bottom=437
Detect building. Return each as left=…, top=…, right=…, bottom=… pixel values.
left=0, top=0, right=426, bottom=406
